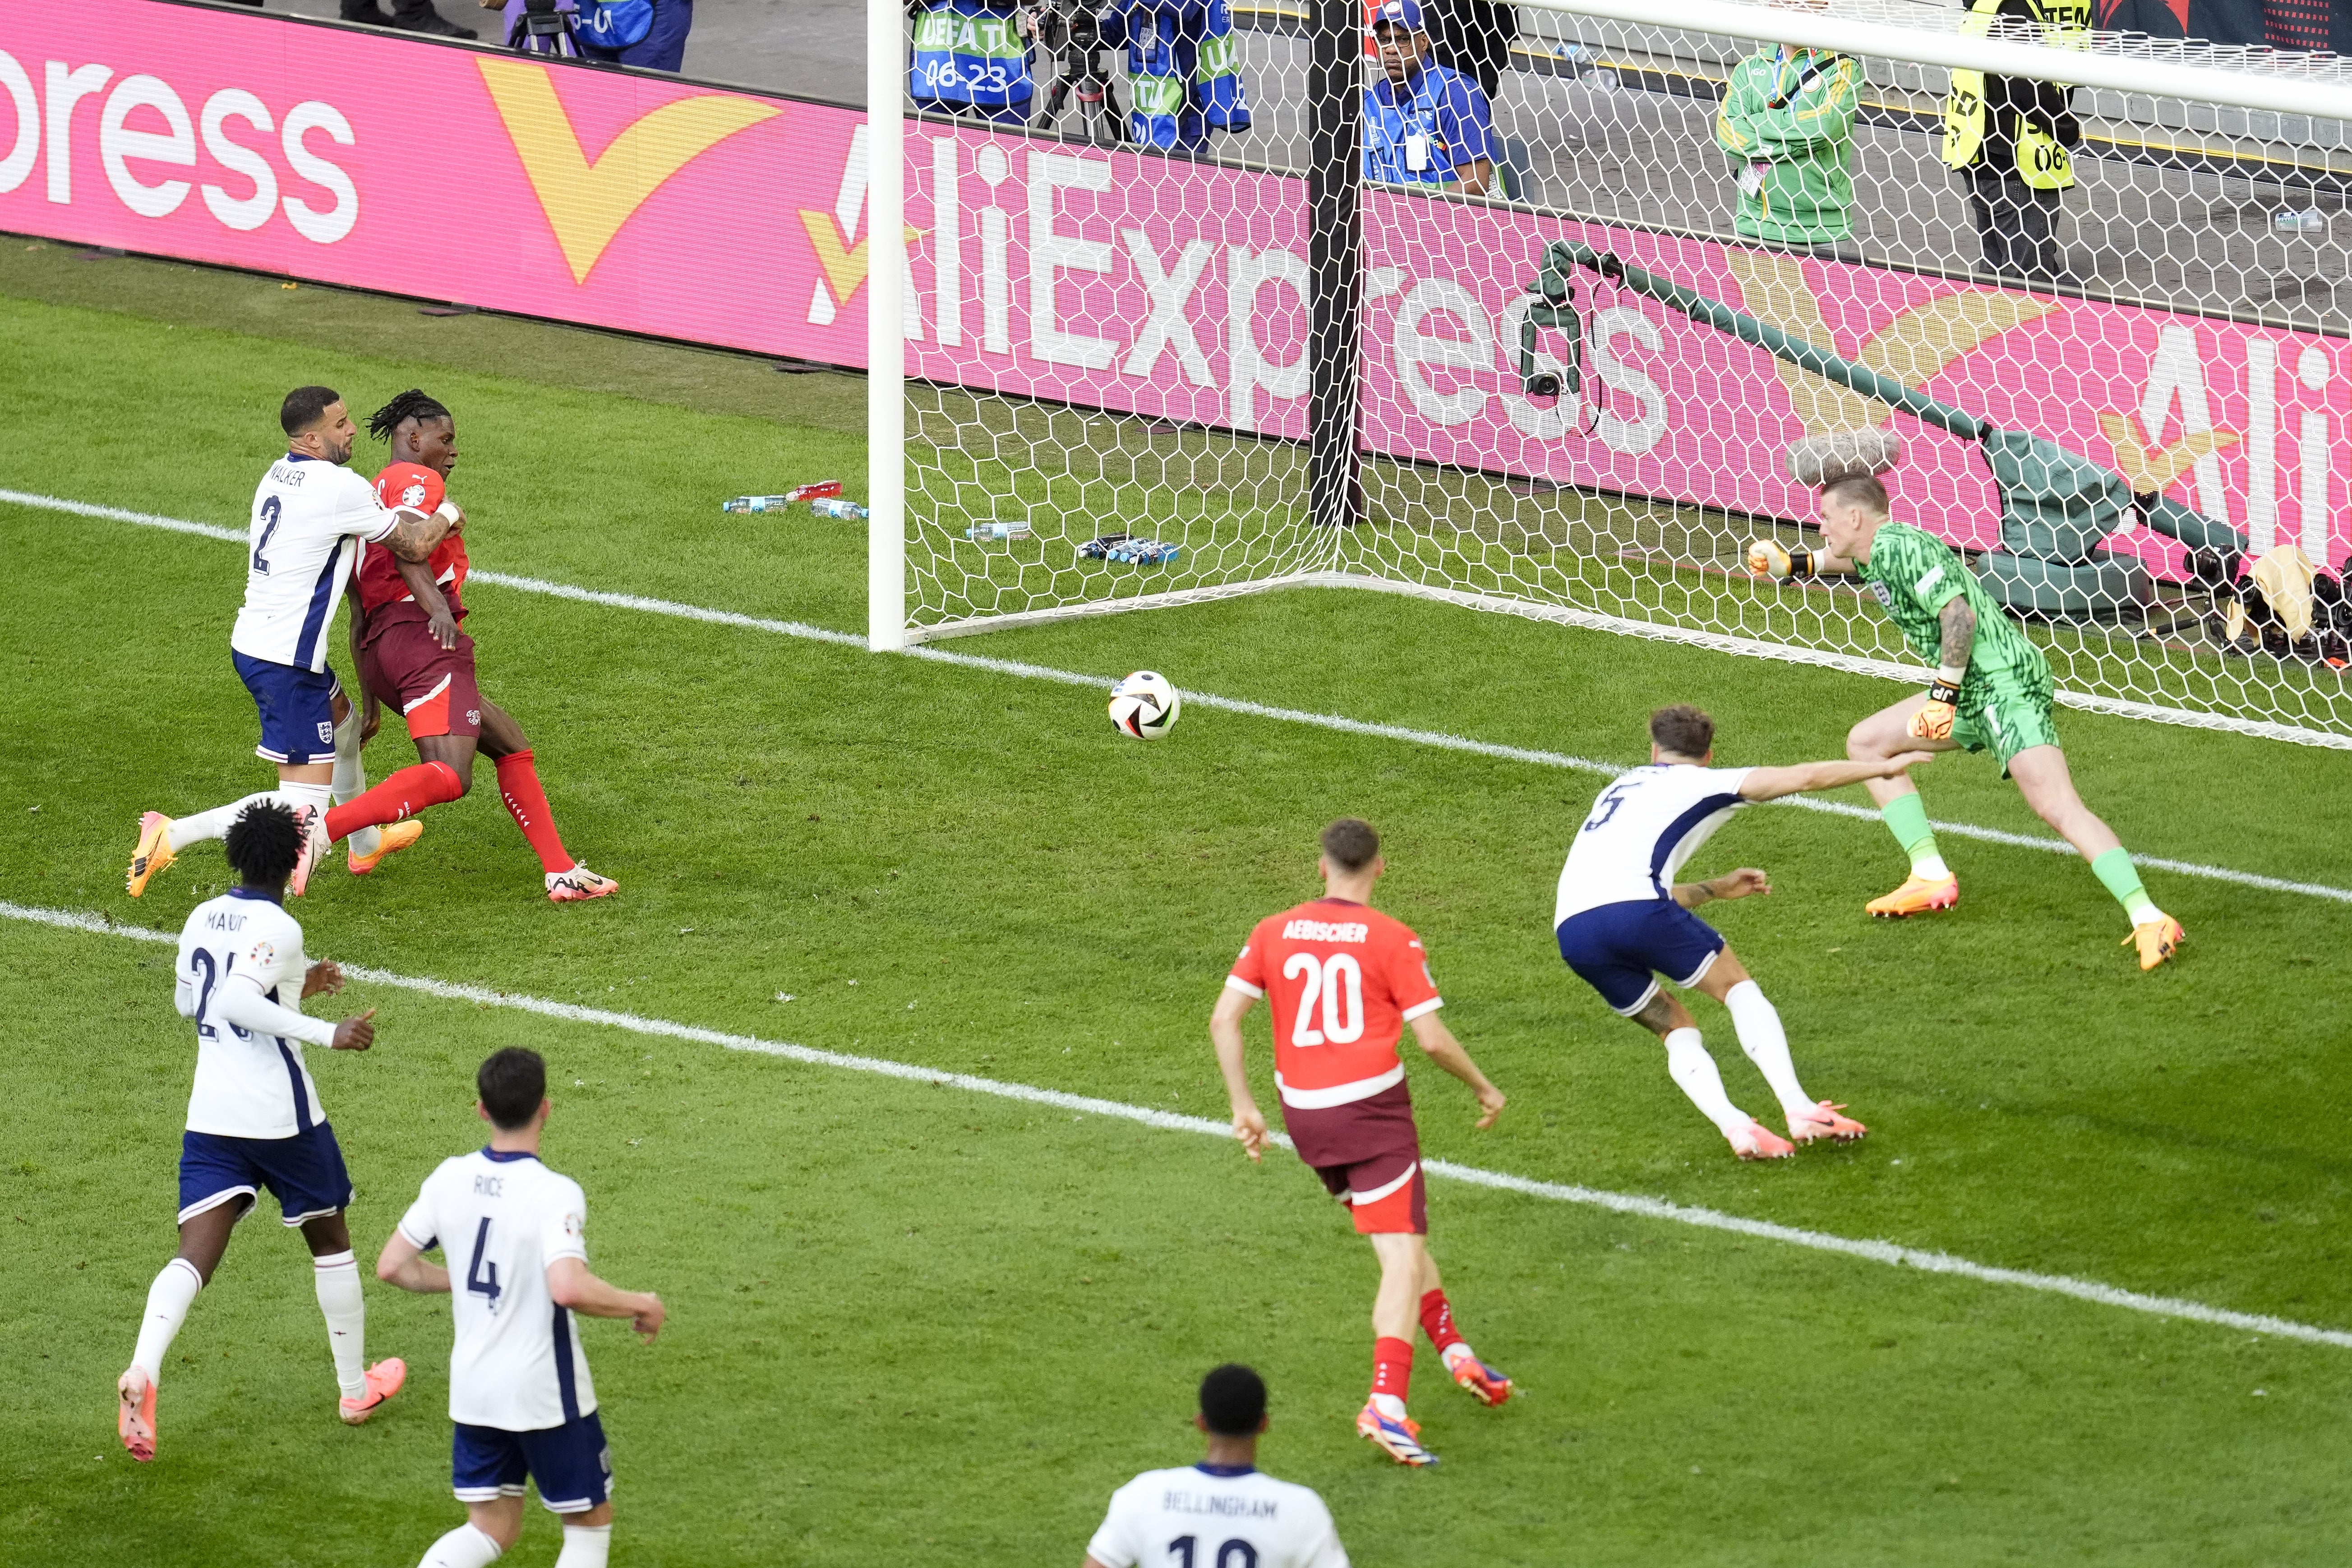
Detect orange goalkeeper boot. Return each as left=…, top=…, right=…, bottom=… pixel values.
left=2126, top=916, right=2185, bottom=971
left=1866, top=873, right=1958, bottom=918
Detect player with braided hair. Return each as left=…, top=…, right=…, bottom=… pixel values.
left=1747, top=440, right=2181, bottom=969
left=331, top=389, right=617, bottom=902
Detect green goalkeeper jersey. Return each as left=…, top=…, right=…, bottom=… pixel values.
left=1858, top=522, right=2049, bottom=695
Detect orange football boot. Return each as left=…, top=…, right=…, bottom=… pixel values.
left=1787, top=1101, right=1868, bottom=1145
left=339, top=1358, right=407, bottom=1425
left=117, top=1368, right=157, bottom=1462
left=1729, top=1121, right=1798, bottom=1161
left=127, top=812, right=176, bottom=898
left=1866, top=874, right=1959, bottom=918
left=347, top=819, right=423, bottom=876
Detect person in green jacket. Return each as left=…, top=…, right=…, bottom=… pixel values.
left=1714, top=44, right=1862, bottom=252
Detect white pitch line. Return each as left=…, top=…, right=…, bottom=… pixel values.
left=5, top=896, right=2348, bottom=1351
left=8, top=487, right=2349, bottom=906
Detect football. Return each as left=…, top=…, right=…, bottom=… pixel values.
left=1107, top=670, right=1181, bottom=740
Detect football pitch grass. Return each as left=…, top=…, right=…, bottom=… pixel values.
left=3, top=243, right=2350, bottom=1565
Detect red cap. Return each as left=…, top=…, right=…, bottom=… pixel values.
left=374, top=462, right=446, bottom=517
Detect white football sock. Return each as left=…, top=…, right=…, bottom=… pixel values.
left=419, top=1524, right=504, bottom=1568
left=1724, top=981, right=1812, bottom=1121
left=313, top=1249, right=368, bottom=1401
left=332, top=707, right=381, bottom=861
left=166, top=792, right=277, bottom=852
left=555, top=1524, right=612, bottom=1568
left=130, top=1257, right=203, bottom=1381
left=1663, top=1028, right=1751, bottom=1137
left=1913, top=852, right=1952, bottom=880
left=279, top=779, right=335, bottom=824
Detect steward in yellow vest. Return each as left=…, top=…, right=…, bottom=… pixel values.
left=1941, top=0, right=2087, bottom=281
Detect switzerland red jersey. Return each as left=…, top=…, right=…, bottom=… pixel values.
left=1227, top=898, right=1442, bottom=1111
left=357, top=530, right=469, bottom=621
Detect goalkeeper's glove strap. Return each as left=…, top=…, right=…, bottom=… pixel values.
left=1926, top=677, right=1963, bottom=707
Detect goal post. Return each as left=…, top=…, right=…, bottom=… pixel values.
left=867, top=0, right=2352, bottom=748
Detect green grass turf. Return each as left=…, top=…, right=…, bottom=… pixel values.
left=3, top=253, right=2350, bottom=1563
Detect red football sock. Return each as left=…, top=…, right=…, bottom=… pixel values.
left=1371, top=1337, right=1414, bottom=1404
left=1418, top=1289, right=1465, bottom=1356
left=495, top=750, right=575, bottom=874
left=324, top=761, right=462, bottom=843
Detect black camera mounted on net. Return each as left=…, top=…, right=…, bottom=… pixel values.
left=1033, top=5, right=1127, bottom=144
left=1515, top=240, right=1604, bottom=435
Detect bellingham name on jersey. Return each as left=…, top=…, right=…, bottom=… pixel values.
left=232, top=455, right=401, bottom=673
left=1554, top=765, right=1757, bottom=927
left=1086, top=1465, right=1349, bottom=1568
left=174, top=889, right=335, bottom=1139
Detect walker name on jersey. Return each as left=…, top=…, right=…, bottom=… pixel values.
left=1158, top=1488, right=1282, bottom=1521
left=1280, top=918, right=1370, bottom=944
left=267, top=461, right=314, bottom=488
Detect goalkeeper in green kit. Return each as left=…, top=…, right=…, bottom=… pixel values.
left=1747, top=466, right=2185, bottom=971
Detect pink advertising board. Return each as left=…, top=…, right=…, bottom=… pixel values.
left=0, top=0, right=871, bottom=364
left=3, top=0, right=2339, bottom=575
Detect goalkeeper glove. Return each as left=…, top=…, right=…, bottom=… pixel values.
left=1907, top=674, right=1964, bottom=742
left=1745, top=538, right=1815, bottom=582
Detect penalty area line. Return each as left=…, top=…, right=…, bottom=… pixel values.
left=8, top=896, right=2350, bottom=1352
left=8, top=487, right=2348, bottom=907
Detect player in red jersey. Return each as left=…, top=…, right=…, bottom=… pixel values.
left=323, top=390, right=618, bottom=902
left=1210, top=818, right=1510, bottom=1468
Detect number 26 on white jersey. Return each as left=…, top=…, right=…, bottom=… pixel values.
left=1282, top=952, right=1364, bottom=1047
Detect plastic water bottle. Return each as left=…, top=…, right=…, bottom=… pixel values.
left=808, top=498, right=870, bottom=521
left=722, top=481, right=843, bottom=513
left=966, top=521, right=1032, bottom=541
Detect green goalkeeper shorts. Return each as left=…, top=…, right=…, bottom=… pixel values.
left=1952, top=676, right=2061, bottom=775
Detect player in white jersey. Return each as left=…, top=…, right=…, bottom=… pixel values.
left=117, top=801, right=405, bottom=1462
left=1084, top=1365, right=1348, bottom=1568
left=378, top=1048, right=665, bottom=1568
left=1554, top=706, right=1932, bottom=1159
left=127, top=385, right=456, bottom=901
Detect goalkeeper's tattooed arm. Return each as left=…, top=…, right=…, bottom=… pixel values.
left=1908, top=597, right=1978, bottom=740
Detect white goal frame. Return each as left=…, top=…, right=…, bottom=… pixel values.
left=866, top=0, right=2352, bottom=749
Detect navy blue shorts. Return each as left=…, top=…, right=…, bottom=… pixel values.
left=454, top=1414, right=613, bottom=1514
left=233, top=650, right=342, bottom=766
left=178, top=1123, right=353, bottom=1227
left=1556, top=899, right=1726, bottom=1016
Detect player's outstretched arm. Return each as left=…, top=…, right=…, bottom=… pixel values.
left=1671, top=868, right=1771, bottom=909
left=548, top=1257, right=665, bottom=1342
left=214, top=975, right=375, bottom=1051
left=1208, top=986, right=1269, bottom=1161
left=343, top=586, right=381, bottom=742
left=375, top=1231, right=450, bottom=1294
left=1737, top=752, right=1936, bottom=802
left=1407, top=1014, right=1505, bottom=1129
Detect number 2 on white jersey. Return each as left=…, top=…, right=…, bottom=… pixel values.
left=1282, top=951, right=1364, bottom=1047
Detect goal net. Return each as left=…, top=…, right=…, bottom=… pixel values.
left=867, top=0, right=2352, bottom=748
